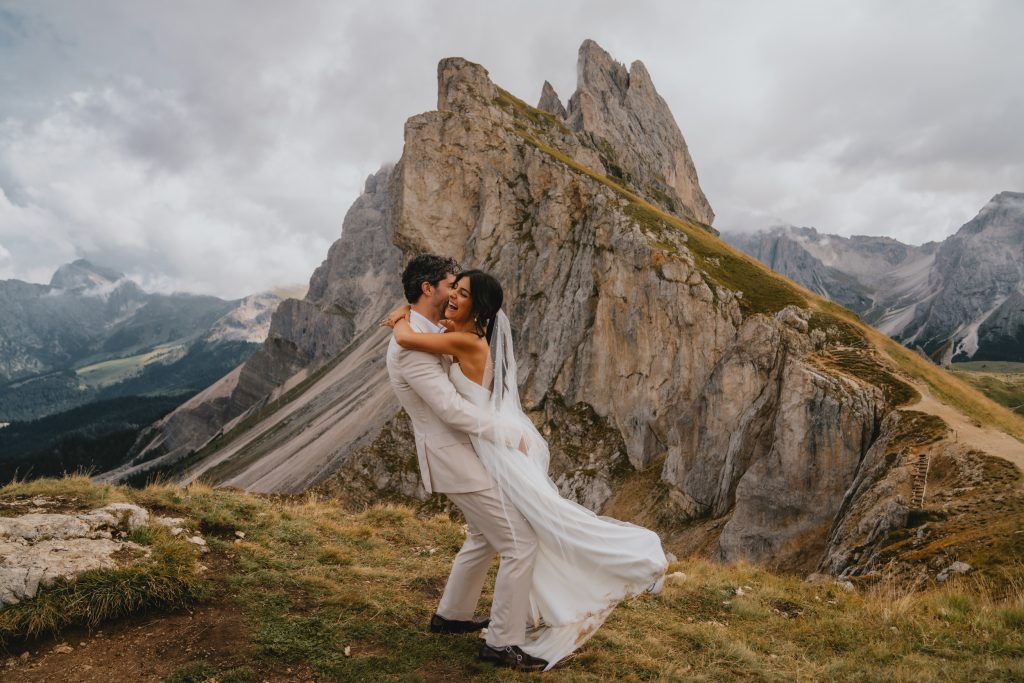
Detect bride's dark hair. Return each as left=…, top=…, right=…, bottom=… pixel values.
left=455, top=269, right=503, bottom=343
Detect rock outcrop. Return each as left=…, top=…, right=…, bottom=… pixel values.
left=0, top=503, right=152, bottom=607
left=565, top=40, right=715, bottom=225
left=537, top=81, right=567, bottom=119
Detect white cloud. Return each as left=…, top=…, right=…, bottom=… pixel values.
left=0, top=0, right=1021, bottom=298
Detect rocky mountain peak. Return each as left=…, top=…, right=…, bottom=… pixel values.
left=574, top=39, right=631, bottom=101
left=968, top=190, right=1024, bottom=233
left=436, top=57, right=497, bottom=115
left=990, top=190, right=1024, bottom=204
left=49, top=259, right=125, bottom=290
left=537, top=80, right=567, bottom=118
left=565, top=39, right=715, bottom=225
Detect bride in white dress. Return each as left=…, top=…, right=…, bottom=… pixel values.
left=386, top=269, right=667, bottom=670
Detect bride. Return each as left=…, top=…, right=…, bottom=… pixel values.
left=383, top=269, right=668, bottom=671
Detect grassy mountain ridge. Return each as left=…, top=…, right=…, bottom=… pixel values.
left=496, top=81, right=1024, bottom=447
left=1, top=476, right=1022, bottom=682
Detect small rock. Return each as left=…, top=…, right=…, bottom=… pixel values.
left=19, top=652, right=29, bottom=662
left=344, top=645, right=351, bottom=657
left=837, top=580, right=855, bottom=592
left=937, top=561, right=972, bottom=584
left=187, top=536, right=209, bottom=553
left=804, top=573, right=829, bottom=586
left=665, top=552, right=677, bottom=563
left=234, top=531, right=246, bottom=539
left=53, top=644, right=73, bottom=654
left=664, top=571, right=687, bottom=586
left=776, top=305, right=809, bottom=333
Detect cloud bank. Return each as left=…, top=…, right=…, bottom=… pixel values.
left=1, top=1, right=1021, bottom=297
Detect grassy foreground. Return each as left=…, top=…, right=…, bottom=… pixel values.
left=2, top=476, right=1023, bottom=682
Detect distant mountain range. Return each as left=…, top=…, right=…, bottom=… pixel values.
left=0, top=259, right=290, bottom=422
left=725, top=191, right=1024, bottom=364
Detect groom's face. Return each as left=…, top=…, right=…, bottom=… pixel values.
left=430, top=272, right=457, bottom=318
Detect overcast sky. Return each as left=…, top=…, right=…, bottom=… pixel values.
left=1, top=1, right=1021, bottom=298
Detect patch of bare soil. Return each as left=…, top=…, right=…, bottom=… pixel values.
left=0, top=495, right=93, bottom=517
left=2, top=600, right=248, bottom=683
left=0, top=558, right=320, bottom=682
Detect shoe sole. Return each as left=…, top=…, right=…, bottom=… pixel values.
left=479, top=658, right=545, bottom=672
left=478, top=651, right=546, bottom=672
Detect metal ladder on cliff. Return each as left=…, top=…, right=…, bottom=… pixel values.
left=910, top=448, right=931, bottom=508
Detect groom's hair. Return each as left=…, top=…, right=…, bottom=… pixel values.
left=402, top=254, right=460, bottom=303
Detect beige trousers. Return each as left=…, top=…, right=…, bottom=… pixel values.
left=437, top=485, right=537, bottom=647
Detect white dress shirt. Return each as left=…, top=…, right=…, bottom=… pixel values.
left=410, top=309, right=444, bottom=333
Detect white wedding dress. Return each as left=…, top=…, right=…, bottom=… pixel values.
left=447, top=312, right=668, bottom=670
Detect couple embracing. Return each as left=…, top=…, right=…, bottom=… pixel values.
left=381, top=254, right=668, bottom=672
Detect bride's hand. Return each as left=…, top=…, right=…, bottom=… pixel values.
left=438, top=319, right=455, bottom=333
left=379, top=304, right=410, bottom=328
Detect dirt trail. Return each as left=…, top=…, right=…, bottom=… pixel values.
left=909, top=382, right=1024, bottom=474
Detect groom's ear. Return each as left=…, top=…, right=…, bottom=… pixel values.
left=420, top=281, right=433, bottom=298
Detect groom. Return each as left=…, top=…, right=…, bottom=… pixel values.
left=383, top=254, right=547, bottom=672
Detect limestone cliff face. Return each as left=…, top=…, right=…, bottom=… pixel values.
left=326, top=55, right=902, bottom=571
left=103, top=41, right=1009, bottom=579
left=661, top=312, right=884, bottom=566
left=562, top=40, right=715, bottom=226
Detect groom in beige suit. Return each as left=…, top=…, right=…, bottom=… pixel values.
left=384, top=254, right=546, bottom=672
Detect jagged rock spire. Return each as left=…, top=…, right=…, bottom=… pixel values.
left=565, top=39, right=715, bottom=226
left=537, top=81, right=567, bottom=118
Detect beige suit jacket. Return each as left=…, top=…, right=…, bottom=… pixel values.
left=385, top=314, right=496, bottom=494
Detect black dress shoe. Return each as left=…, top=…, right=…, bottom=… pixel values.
left=478, top=642, right=548, bottom=672
left=429, top=613, right=490, bottom=634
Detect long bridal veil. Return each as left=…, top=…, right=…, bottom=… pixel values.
left=469, top=311, right=668, bottom=669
